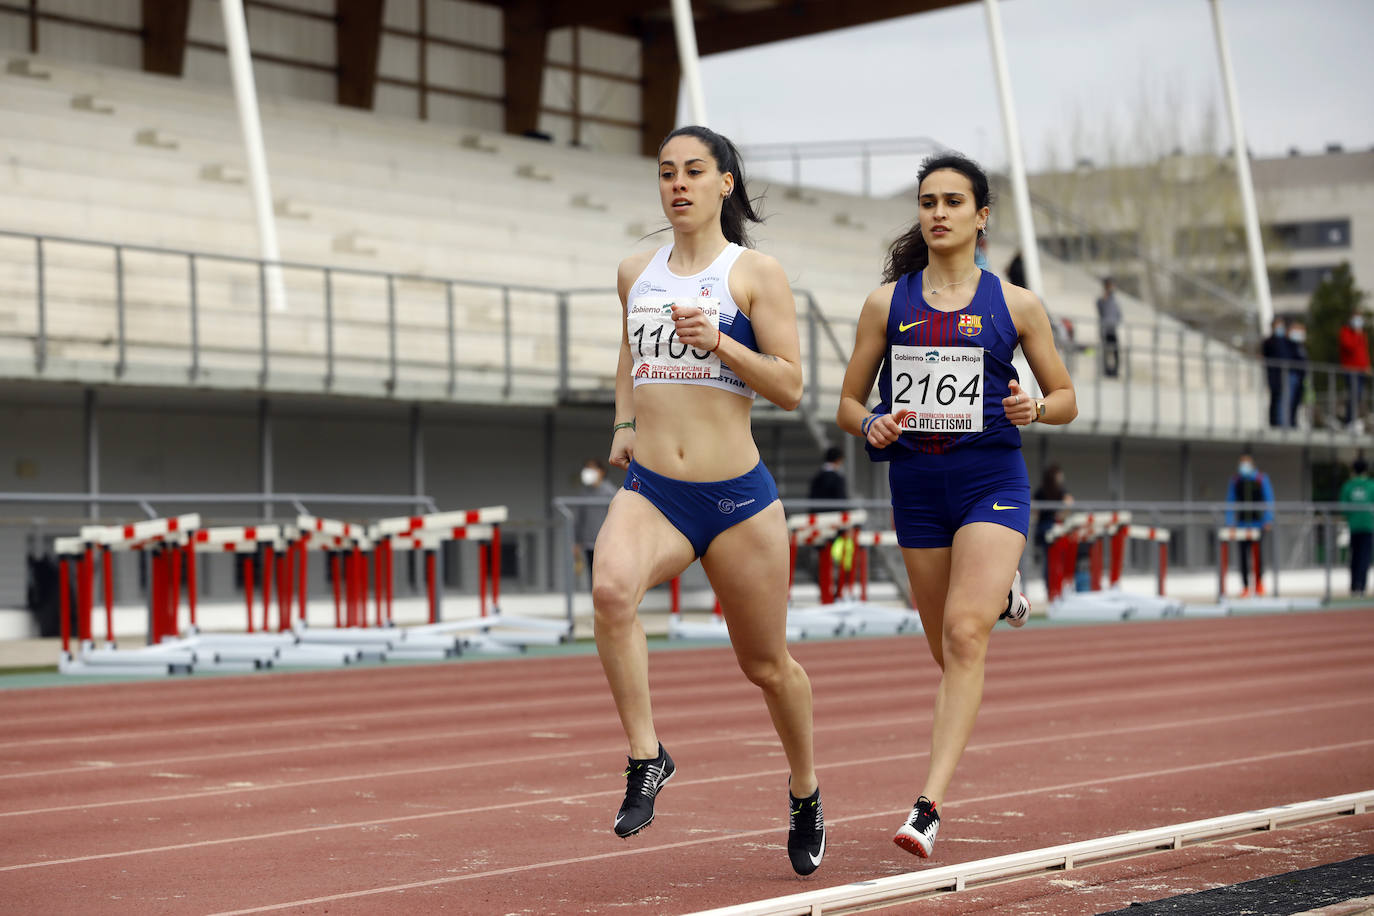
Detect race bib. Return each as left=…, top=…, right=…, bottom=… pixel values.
left=627, top=296, right=721, bottom=381
left=890, top=345, right=984, bottom=433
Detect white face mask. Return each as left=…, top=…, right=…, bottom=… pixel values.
left=580, top=467, right=601, bottom=487
left=1290, top=329, right=1305, bottom=343
left=1353, top=316, right=1365, bottom=330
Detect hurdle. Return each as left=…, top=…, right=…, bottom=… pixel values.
left=787, top=512, right=922, bottom=637
left=193, top=524, right=283, bottom=633
left=1046, top=512, right=1184, bottom=621
left=67, top=513, right=202, bottom=647
left=373, top=505, right=572, bottom=645
left=1217, top=526, right=1264, bottom=598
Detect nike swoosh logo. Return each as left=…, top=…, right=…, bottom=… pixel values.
left=992, top=502, right=1018, bottom=511
left=810, top=833, right=826, bottom=866
left=898, top=320, right=928, bottom=332
left=614, top=814, right=627, bottom=826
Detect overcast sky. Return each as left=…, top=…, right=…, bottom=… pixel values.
left=693, top=0, right=1374, bottom=194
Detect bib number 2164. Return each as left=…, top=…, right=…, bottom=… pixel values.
left=889, top=345, right=984, bottom=433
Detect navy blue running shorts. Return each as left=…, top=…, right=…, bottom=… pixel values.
left=888, top=447, right=1030, bottom=549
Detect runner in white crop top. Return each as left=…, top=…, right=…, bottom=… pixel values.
left=591, top=126, right=825, bottom=877
left=626, top=242, right=758, bottom=399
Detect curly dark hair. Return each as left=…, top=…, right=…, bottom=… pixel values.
left=883, top=152, right=994, bottom=284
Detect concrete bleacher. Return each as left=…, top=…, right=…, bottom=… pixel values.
left=0, top=52, right=1280, bottom=437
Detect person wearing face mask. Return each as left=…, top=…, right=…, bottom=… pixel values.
left=1339, top=457, right=1374, bottom=595
left=573, top=459, right=617, bottom=589
left=1339, top=312, right=1371, bottom=430
left=1225, top=453, right=1275, bottom=597
left=1287, top=320, right=1308, bottom=428
left=1260, top=317, right=1292, bottom=428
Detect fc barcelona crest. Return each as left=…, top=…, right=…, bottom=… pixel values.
left=957, top=314, right=982, bottom=337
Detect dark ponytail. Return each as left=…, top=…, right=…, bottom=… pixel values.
left=657, top=125, right=764, bottom=248
left=882, top=152, right=994, bottom=284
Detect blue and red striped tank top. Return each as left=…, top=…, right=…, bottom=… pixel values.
left=867, top=269, right=1023, bottom=459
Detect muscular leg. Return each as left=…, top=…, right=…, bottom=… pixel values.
left=701, top=501, right=818, bottom=796
left=592, top=490, right=696, bottom=759
left=904, top=524, right=1024, bottom=805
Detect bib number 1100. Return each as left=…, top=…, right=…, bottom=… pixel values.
left=632, top=324, right=712, bottom=361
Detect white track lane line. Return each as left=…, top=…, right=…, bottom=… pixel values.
left=3, top=719, right=1370, bottom=876
left=200, top=739, right=1374, bottom=916
left=2, top=694, right=1371, bottom=821
left=4, top=631, right=1363, bottom=748
left=3, top=656, right=1368, bottom=783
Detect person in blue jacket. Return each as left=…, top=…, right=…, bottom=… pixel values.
left=1225, top=453, right=1275, bottom=596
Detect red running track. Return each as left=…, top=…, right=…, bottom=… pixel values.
left=1, top=609, right=1372, bottom=915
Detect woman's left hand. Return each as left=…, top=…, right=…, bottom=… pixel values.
left=671, top=303, right=720, bottom=353
left=1003, top=380, right=1037, bottom=427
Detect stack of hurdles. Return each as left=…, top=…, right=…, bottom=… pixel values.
left=52, top=505, right=571, bottom=677
left=667, top=509, right=923, bottom=642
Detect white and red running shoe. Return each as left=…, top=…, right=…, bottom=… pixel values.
left=1000, top=569, right=1030, bottom=628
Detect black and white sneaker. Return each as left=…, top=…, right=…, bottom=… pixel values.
left=787, top=785, right=825, bottom=876
left=999, top=569, right=1030, bottom=628
left=893, top=795, right=940, bottom=858
left=612, top=743, right=674, bottom=838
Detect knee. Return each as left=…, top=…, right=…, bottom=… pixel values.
left=941, top=617, right=989, bottom=667
left=738, top=654, right=797, bottom=693
left=592, top=573, right=638, bottom=627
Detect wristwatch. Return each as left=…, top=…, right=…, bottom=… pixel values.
left=1033, top=399, right=1047, bottom=422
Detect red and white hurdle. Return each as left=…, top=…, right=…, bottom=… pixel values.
left=1216, top=526, right=1264, bottom=598
left=1045, top=511, right=1183, bottom=621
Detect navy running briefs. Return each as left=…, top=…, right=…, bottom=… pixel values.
left=623, top=459, right=779, bottom=557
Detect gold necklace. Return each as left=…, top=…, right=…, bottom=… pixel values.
left=925, top=266, right=979, bottom=296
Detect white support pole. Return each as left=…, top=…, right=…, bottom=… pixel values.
left=983, top=0, right=1042, bottom=296
left=1209, top=0, right=1273, bottom=335
left=220, top=0, right=288, bottom=313
left=670, top=0, right=708, bottom=127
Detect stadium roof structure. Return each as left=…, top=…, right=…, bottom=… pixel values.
left=485, top=0, right=980, bottom=155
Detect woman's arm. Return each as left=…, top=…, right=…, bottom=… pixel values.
left=608, top=253, right=654, bottom=469
left=837, top=284, right=902, bottom=448
left=672, top=250, right=803, bottom=410
left=1004, top=284, right=1078, bottom=427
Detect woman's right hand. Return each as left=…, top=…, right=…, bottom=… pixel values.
left=866, top=414, right=901, bottom=448
left=609, top=428, right=635, bottom=470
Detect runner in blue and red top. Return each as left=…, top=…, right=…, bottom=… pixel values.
left=838, top=153, right=1077, bottom=860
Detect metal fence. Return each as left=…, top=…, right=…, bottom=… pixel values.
left=2, top=228, right=1368, bottom=445
left=555, top=496, right=1374, bottom=622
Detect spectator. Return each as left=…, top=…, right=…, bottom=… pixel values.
left=808, top=446, right=851, bottom=588
left=1287, top=319, right=1308, bottom=428
left=1095, top=277, right=1121, bottom=378
left=1006, top=251, right=1025, bottom=289
left=1224, top=453, right=1275, bottom=597
left=1339, top=312, right=1371, bottom=430
left=807, top=446, right=848, bottom=505
left=1260, top=317, right=1294, bottom=428
left=1031, top=464, right=1070, bottom=595
left=572, top=458, right=617, bottom=589
left=1340, top=457, right=1374, bottom=595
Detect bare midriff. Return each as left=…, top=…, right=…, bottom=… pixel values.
left=631, top=383, right=759, bottom=481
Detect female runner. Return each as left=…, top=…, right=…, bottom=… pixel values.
left=837, top=153, right=1076, bottom=858
left=594, top=126, right=824, bottom=876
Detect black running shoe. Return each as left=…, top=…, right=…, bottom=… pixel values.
left=787, top=785, right=825, bottom=876
left=893, top=795, right=940, bottom=857
left=612, top=743, right=674, bottom=838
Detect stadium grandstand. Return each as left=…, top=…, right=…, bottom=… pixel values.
left=0, top=2, right=1371, bottom=913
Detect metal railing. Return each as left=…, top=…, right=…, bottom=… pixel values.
left=555, top=496, right=1374, bottom=616
left=1, top=228, right=1367, bottom=446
